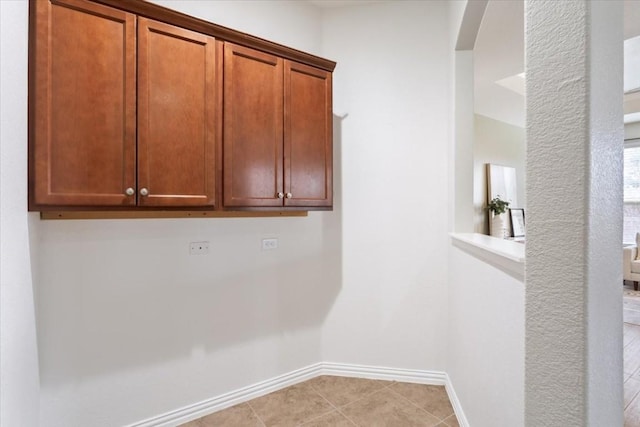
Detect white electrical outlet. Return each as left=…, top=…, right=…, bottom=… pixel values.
left=189, top=241, right=209, bottom=255
left=262, top=238, right=278, bottom=250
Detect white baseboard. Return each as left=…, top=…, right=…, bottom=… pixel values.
left=124, top=363, right=323, bottom=427
left=443, top=372, right=469, bottom=427
left=125, top=363, right=468, bottom=427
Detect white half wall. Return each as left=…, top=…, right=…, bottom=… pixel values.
left=0, top=1, right=41, bottom=426
left=473, top=114, right=525, bottom=234
left=320, top=1, right=450, bottom=371
left=447, top=245, right=524, bottom=427
left=33, top=2, right=341, bottom=426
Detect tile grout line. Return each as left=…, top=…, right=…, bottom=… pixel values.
left=626, top=389, right=640, bottom=417
left=386, top=386, right=450, bottom=425
left=303, top=379, right=396, bottom=426
left=441, top=413, right=458, bottom=427
left=333, top=407, right=360, bottom=427
left=310, top=378, right=396, bottom=412
left=629, top=359, right=640, bottom=378
left=387, top=386, right=443, bottom=421
left=245, top=401, right=267, bottom=427
left=625, top=379, right=640, bottom=411
left=625, top=335, right=635, bottom=349
left=302, top=382, right=359, bottom=427
left=333, top=381, right=398, bottom=421
left=325, top=381, right=403, bottom=427
left=624, top=326, right=640, bottom=356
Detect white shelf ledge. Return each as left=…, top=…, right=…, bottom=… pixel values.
left=450, top=233, right=525, bottom=280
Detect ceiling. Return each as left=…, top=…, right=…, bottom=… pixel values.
left=306, top=0, right=640, bottom=126
left=474, top=0, right=640, bottom=127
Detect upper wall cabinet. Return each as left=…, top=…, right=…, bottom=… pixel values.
left=223, top=44, right=284, bottom=208
left=30, top=0, right=137, bottom=207
left=137, top=18, right=219, bottom=207
left=30, top=0, right=219, bottom=209
left=29, top=0, right=335, bottom=214
left=223, top=44, right=333, bottom=209
left=284, top=60, right=333, bottom=208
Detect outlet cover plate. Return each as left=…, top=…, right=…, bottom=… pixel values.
left=262, top=238, right=278, bottom=250
left=189, top=241, right=210, bottom=255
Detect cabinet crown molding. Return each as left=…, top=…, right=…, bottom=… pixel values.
left=91, top=0, right=337, bottom=72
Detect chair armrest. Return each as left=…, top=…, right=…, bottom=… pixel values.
left=624, top=246, right=638, bottom=278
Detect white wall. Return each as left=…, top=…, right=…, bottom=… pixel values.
left=450, top=0, right=488, bottom=234
left=0, top=1, right=41, bottom=426
left=151, top=0, right=322, bottom=56
left=473, top=114, right=525, bottom=234
left=447, top=246, right=524, bottom=427
left=33, top=2, right=340, bottom=426
left=449, top=0, right=468, bottom=46
left=446, top=4, right=526, bottom=426
left=14, top=1, right=457, bottom=425
left=320, top=1, right=450, bottom=371
left=37, top=217, right=339, bottom=426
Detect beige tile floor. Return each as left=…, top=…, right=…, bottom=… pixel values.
left=180, top=376, right=459, bottom=427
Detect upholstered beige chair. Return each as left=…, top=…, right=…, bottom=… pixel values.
left=623, top=245, right=640, bottom=291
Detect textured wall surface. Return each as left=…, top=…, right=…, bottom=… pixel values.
left=585, top=1, right=624, bottom=424
left=525, top=0, right=623, bottom=425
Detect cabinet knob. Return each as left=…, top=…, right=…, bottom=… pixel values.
left=277, top=192, right=284, bottom=199
left=286, top=192, right=292, bottom=199
left=139, top=188, right=149, bottom=197
left=125, top=187, right=135, bottom=196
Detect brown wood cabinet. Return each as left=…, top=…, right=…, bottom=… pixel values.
left=223, top=44, right=333, bottom=209
left=30, top=0, right=219, bottom=209
left=223, top=43, right=284, bottom=207
left=284, top=61, right=333, bottom=208
left=30, top=0, right=137, bottom=207
left=137, top=18, right=219, bottom=207
left=29, top=0, right=335, bottom=215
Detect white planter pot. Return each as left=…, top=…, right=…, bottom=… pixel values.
left=491, top=213, right=507, bottom=238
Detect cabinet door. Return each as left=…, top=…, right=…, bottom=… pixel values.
left=137, top=18, right=219, bottom=207
left=30, top=0, right=136, bottom=207
left=284, top=61, right=333, bottom=208
left=223, top=43, right=283, bottom=207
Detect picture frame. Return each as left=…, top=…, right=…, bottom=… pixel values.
left=509, top=208, right=526, bottom=238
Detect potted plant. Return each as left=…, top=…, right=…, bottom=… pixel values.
left=487, top=196, right=510, bottom=216
left=487, top=196, right=510, bottom=238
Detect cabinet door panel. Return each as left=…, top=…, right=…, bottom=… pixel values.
left=137, top=18, right=219, bottom=207
left=223, top=43, right=283, bottom=207
left=284, top=61, right=333, bottom=207
left=30, top=0, right=136, bottom=207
